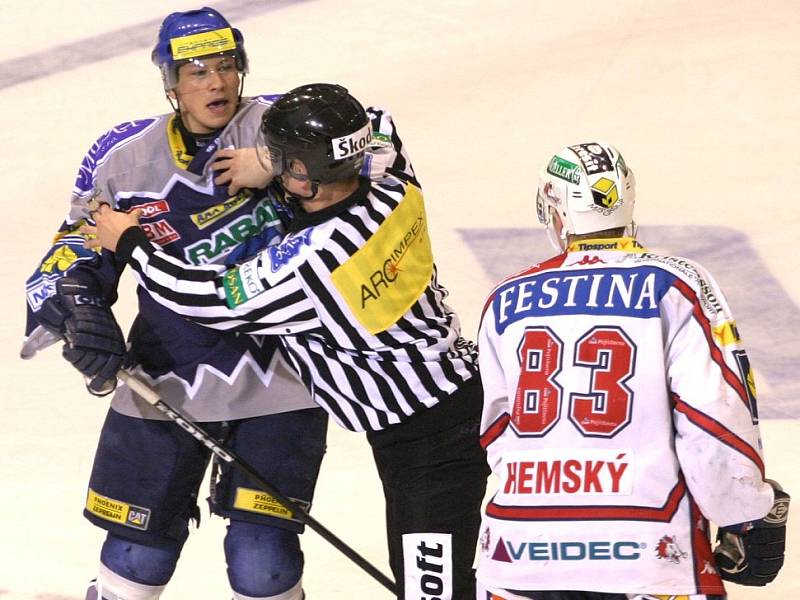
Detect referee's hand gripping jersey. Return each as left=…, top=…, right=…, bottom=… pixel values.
left=86, top=83, right=490, bottom=600
left=475, top=143, right=789, bottom=600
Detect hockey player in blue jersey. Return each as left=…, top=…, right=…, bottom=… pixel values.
left=21, top=8, right=331, bottom=599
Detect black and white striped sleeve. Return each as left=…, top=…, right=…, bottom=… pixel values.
left=364, top=105, right=419, bottom=187
left=116, top=226, right=321, bottom=335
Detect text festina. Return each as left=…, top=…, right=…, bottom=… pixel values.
left=494, top=268, right=664, bottom=331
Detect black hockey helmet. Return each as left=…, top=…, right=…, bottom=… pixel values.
left=259, top=83, right=371, bottom=184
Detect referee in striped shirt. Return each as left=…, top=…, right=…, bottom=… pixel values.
left=86, top=83, right=490, bottom=599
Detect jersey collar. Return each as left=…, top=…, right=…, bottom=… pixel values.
left=287, top=177, right=370, bottom=233
left=566, top=237, right=646, bottom=253
left=167, top=114, right=194, bottom=169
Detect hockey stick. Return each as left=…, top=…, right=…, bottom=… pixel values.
left=116, top=370, right=397, bottom=594
left=23, top=328, right=395, bottom=593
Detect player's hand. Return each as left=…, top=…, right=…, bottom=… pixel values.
left=37, top=277, right=126, bottom=396
left=714, top=480, right=790, bottom=586
left=80, top=204, right=142, bottom=252
left=212, top=147, right=273, bottom=195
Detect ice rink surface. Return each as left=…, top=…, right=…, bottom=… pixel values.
left=1, top=1, right=798, bottom=597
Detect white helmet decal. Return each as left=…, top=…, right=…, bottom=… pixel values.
left=331, top=123, right=372, bottom=160
left=537, top=142, right=636, bottom=251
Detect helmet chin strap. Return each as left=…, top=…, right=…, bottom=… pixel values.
left=237, top=73, right=245, bottom=105
left=166, top=92, right=179, bottom=113
left=286, top=181, right=320, bottom=203
left=545, top=207, right=568, bottom=252
left=546, top=223, right=567, bottom=253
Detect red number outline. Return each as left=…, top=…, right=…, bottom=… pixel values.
left=511, top=325, right=637, bottom=438
left=511, top=327, right=564, bottom=437
left=569, top=326, right=636, bottom=437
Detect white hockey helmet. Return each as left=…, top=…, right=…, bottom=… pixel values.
left=536, top=142, right=636, bottom=251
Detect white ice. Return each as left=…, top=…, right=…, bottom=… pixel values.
left=1, top=1, right=798, bottom=598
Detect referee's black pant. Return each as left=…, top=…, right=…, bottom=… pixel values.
left=368, top=375, right=490, bottom=600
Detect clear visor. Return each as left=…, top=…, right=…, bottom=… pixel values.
left=536, top=185, right=566, bottom=251
left=535, top=189, right=548, bottom=225
left=165, top=52, right=243, bottom=89
left=255, top=129, right=287, bottom=177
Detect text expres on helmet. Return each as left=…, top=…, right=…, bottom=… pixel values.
left=151, top=7, right=248, bottom=90
left=536, top=142, right=636, bottom=251
left=259, top=83, right=371, bottom=185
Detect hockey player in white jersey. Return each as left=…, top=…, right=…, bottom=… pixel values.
left=20, top=7, right=404, bottom=600
left=474, top=143, right=789, bottom=600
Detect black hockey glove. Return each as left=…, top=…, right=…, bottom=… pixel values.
left=37, top=276, right=126, bottom=397
left=714, top=480, right=790, bottom=586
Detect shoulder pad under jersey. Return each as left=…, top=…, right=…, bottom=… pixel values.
left=74, top=117, right=165, bottom=196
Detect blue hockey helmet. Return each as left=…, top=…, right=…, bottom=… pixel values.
left=151, top=7, right=248, bottom=90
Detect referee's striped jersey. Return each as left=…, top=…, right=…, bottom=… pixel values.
left=115, top=169, right=479, bottom=432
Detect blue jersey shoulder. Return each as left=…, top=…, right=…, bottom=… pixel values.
left=250, top=93, right=282, bottom=106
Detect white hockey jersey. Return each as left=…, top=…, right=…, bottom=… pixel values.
left=476, top=237, right=774, bottom=596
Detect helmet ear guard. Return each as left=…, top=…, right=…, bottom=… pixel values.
left=151, top=7, right=248, bottom=90
left=536, top=142, right=636, bottom=251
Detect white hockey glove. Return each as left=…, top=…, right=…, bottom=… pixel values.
left=714, top=480, right=790, bottom=586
